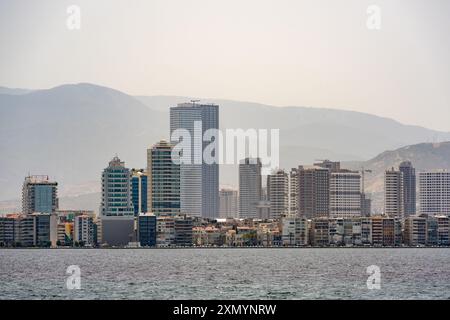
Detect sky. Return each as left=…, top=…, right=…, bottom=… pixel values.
left=1, top=0, right=449, bottom=131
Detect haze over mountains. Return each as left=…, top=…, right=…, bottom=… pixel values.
left=1, top=83, right=450, bottom=213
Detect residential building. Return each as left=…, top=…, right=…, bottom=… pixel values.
left=239, top=158, right=262, bottom=219
left=74, top=214, right=95, bottom=246
left=384, top=168, right=404, bottom=219
left=100, top=156, right=135, bottom=246
left=298, top=166, right=330, bottom=218
left=281, top=216, right=308, bottom=246
left=419, top=170, right=450, bottom=216
left=329, top=170, right=362, bottom=218
left=138, top=213, right=157, bottom=247
left=147, top=140, right=180, bottom=216
left=267, top=169, right=289, bottom=219
left=399, top=161, right=416, bottom=216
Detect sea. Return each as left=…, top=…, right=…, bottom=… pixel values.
left=1, top=248, right=449, bottom=300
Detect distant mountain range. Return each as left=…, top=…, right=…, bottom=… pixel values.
left=1, top=83, right=450, bottom=212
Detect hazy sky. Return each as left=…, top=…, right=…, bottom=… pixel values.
left=1, top=0, right=449, bottom=131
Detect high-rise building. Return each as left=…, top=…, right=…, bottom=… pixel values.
left=419, top=170, right=450, bottom=216
left=289, top=168, right=299, bottom=215
left=399, top=161, right=416, bottom=216
left=219, top=188, right=238, bottom=218
left=314, top=160, right=341, bottom=172
left=100, top=156, right=135, bottom=247
left=267, top=169, right=289, bottom=219
left=298, top=166, right=330, bottom=218
left=137, top=213, right=157, bottom=247
left=384, top=168, right=404, bottom=219
left=239, top=158, right=262, bottom=219
left=131, top=169, right=148, bottom=216
left=329, top=170, right=362, bottom=218
left=170, top=103, right=219, bottom=218
left=147, top=140, right=180, bottom=216
left=22, top=175, right=58, bottom=214
left=404, top=216, right=427, bottom=246
left=0, top=217, right=16, bottom=246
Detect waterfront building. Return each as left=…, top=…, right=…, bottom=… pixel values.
left=267, top=169, right=289, bottom=219
left=310, top=218, right=330, bottom=246
left=329, top=170, right=362, bottom=218
left=419, top=170, right=450, bottom=216
left=239, top=158, right=262, bottom=219
left=74, top=214, right=95, bottom=246
left=147, top=140, right=180, bottom=216
left=0, top=217, right=15, bottom=246
left=156, top=216, right=175, bottom=247
left=404, top=215, right=427, bottom=246
left=255, top=201, right=271, bottom=220
left=100, top=156, right=135, bottom=247
left=170, top=102, right=219, bottom=218
left=298, top=166, right=330, bottom=218
left=22, top=175, right=58, bottom=214
left=174, top=215, right=193, bottom=246
left=131, top=169, right=148, bottom=216
left=281, top=216, right=308, bottom=246
left=137, top=213, right=157, bottom=247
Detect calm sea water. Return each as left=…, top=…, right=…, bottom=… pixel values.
left=1, top=248, right=449, bottom=300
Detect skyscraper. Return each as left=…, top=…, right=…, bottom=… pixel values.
left=399, top=161, right=416, bottom=216
left=22, top=175, right=58, bottom=214
left=419, top=170, right=450, bottom=216
left=384, top=168, right=404, bottom=219
left=298, top=166, right=330, bottom=218
left=267, top=169, right=289, bottom=219
left=239, top=158, right=262, bottom=219
left=147, top=140, right=180, bottom=216
left=170, top=102, right=219, bottom=218
left=329, top=170, right=362, bottom=218
left=100, top=156, right=135, bottom=246
left=131, top=169, right=148, bottom=216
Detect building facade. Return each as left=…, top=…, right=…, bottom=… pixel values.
left=267, top=169, right=289, bottom=219
left=219, top=188, right=238, bottom=218
left=131, top=169, right=148, bottom=216
left=419, top=170, right=450, bottom=216
left=22, top=175, right=58, bottom=214
left=170, top=102, right=219, bottom=218
left=239, top=158, right=262, bottom=219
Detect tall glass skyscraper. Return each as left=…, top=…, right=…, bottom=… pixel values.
left=170, top=102, right=219, bottom=218
left=147, top=140, right=180, bottom=216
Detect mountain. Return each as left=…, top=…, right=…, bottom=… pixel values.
left=0, top=86, right=34, bottom=95
left=2, top=83, right=450, bottom=210
left=0, top=83, right=167, bottom=200
left=345, top=141, right=450, bottom=212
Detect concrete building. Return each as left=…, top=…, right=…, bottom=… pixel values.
left=419, top=170, right=450, bottom=216
left=384, top=168, right=404, bottom=219
left=281, top=216, right=308, bottom=246
left=404, top=216, right=427, bottom=246
left=255, top=201, right=271, bottom=220
left=137, top=213, right=157, bottom=247
left=267, top=169, right=289, bottom=219
left=131, top=169, right=148, bottom=216
left=219, top=188, right=238, bottom=218
left=74, top=215, right=95, bottom=246
left=100, top=156, right=135, bottom=247
left=329, top=170, right=362, bottom=218
left=0, top=217, right=16, bottom=246
left=289, top=168, right=299, bottom=215
left=147, top=140, right=180, bottom=216
left=174, top=215, right=193, bottom=246
left=399, top=161, right=416, bottom=216
left=156, top=216, right=176, bottom=247
left=239, top=158, right=262, bottom=219
left=311, top=218, right=330, bottom=246
left=22, top=175, right=58, bottom=214
left=370, top=216, right=402, bottom=246
left=170, top=102, right=219, bottom=218
left=298, top=166, right=330, bottom=218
